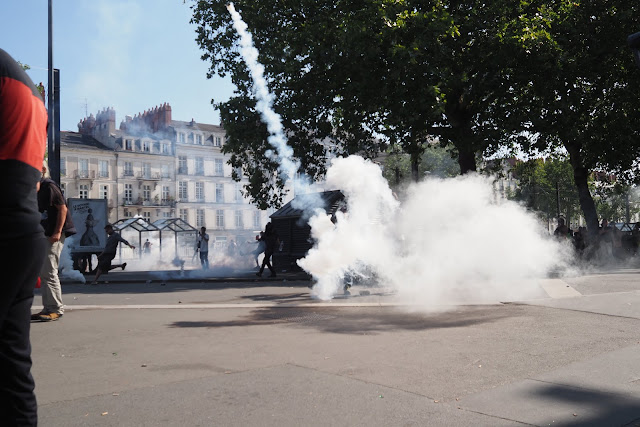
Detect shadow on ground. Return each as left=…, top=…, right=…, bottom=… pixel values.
left=167, top=305, right=510, bottom=335
left=529, top=383, right=640, bottom=426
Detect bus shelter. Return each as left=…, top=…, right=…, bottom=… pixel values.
left=112, top=217, right=159, bottom=259
left=152, top=218, right=199, bottom=259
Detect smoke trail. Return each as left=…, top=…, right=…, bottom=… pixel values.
left=226, top=3, right=320, bottom=210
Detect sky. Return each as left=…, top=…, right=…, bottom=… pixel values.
left=0, top=0, right=235, bottom=132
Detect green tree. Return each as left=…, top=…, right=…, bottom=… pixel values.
left=511, top=157, right=582, bottom=225
left=383, top=144, right=460, bottom=188
left=505, top=1, right=640, bottom=235
left=190, top=1, right=533, bottom=207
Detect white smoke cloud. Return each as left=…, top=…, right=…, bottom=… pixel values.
left=299, top=156, right=569, bottom=305
left=226, top=6, right=569, bottom=307
left=60, top=236, right=86, bottom=283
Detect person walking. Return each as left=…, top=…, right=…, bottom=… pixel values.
left=34, top=161, right=76, bottom=322
left=0, top=47, right=48, bottom=426
left=90, top=224, right=135, bottom=285
left=198, top=227, right=210, bottom=269
left=256, top=222, right=279, bottom=278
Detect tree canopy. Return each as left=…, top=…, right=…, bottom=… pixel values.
left=191, top=0, right=640, bottom=229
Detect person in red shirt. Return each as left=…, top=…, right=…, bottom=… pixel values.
left=0, top=48, right=48, bottom=426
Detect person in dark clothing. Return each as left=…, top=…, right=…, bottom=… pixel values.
left=0, top=47, right=48, bottom=427
left=33, top=162, right=76, bottom=322
left=256, top=222, right=279, bottom=278
left=90, top=224, right=135, bottom=285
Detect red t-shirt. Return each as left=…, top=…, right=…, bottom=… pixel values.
left=0, top=48, right=48, bottom=239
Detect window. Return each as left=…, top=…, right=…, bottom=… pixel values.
left=178, top=156, right=187, bottom=174
left=161, top=164, right=170, bottom=178
left=195, top=182, right=204, bottom=201
left=195, top=157, right=204, bottom=175
left=235, top=210, right=244, bottom=229
left=178, top=133, right=185, bottom=143
left=234, top=184, right=243, bottom=203
left=142, top=163, right=151, bottom=178
left=162, top=186, right=170, bottom=202
left=179, top=181, right=188, bottom=200
left=99, top=160, right=109, bottom=178
left=161, top=143, right=169, bottom=154
left=253, top=211, right=261, bottom=229
left=196, top=209, right=205, bottom=227
left=124, top=184, right=133, bottom=202
left=79, top=184, right=89, bottom=199
left=189, top=132, right=194, bottom=143
left=214, top=136, right=222, bottom=147
left=60, top=183, right=66, bottom=197
left=179, top=209, right=188, bottom=222
left=162, top=211, right=171, bottom=218
left=124, top=209, right=132, bottom=218
left=125, top=139, right=133, bottom=151
left=143, top=185, right=151, bottom=201
left=99, top=185, right=108, bottom=200
left=60, top=158, right=66, bottom=176
left=196, top=134, right=202, bottom=145
left=216, top=209, right=225, bottom=228
left=214, top=159, right=224, bottom=176
left=79, top=159, right=89, bottom=178
left=143, top=211, right=151, bottom=221
left=124, top=162, right=133, bottom=176
left=233, top=166, right=242, bottom=178
left=215, top=183, right=224, bottom=203
left=143, top=140, right=150, bottom=152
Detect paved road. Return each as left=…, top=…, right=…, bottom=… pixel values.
left=30, top=267, right=640, bottom=426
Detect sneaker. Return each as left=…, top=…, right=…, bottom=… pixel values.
left=38, top=312, right=62, bottom=322
left=31, top=312, right=45, bottom=320
left=121, top=263, right=127, bottom=271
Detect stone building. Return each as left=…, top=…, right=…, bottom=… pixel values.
left=61, top=103, right=270, bottom=249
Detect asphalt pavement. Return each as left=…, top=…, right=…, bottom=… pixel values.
left=28, top=266, right=640, bottom=426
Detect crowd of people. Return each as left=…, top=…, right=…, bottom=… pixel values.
left=554, top=217, right=640, bottom=260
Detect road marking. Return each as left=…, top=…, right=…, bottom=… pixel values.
left=538, top=279, right=582, bottom=299
left=33, top=302, right=410, bottom=310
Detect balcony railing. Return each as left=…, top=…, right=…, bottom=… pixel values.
left=73, top=169, right=95, bottom=179
left=137, top=171, right=161, bottom=180
left=123, top=170, right=134, bottom=177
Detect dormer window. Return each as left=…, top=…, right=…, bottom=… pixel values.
left=125, top=139, right=133, bottom=151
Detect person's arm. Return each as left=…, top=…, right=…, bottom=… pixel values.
left=48, top=203, right=66, bottom=243
left=119, top=235, right=136, bottom=250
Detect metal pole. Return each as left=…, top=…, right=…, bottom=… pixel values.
left=556, top=181, right=561, bottom=219
left=52, top=68, right=61, bottom=185
left=626, top=192, right=631, bottom=224
left=47, top=0, right=54, bottom=172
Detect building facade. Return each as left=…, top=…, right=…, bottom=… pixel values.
left=61, top=104, right=271, bottom=248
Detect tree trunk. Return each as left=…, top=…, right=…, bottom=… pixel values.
left=457, top=147, right=477, bottom=174
left=566, top=142, right=599, bottom=237
left=411, top=153, right=419, bottom=182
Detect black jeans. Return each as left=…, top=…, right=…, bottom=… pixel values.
left=259, top=250, right=275, bottom=275
left=0, top=234, right=46, bottom=426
